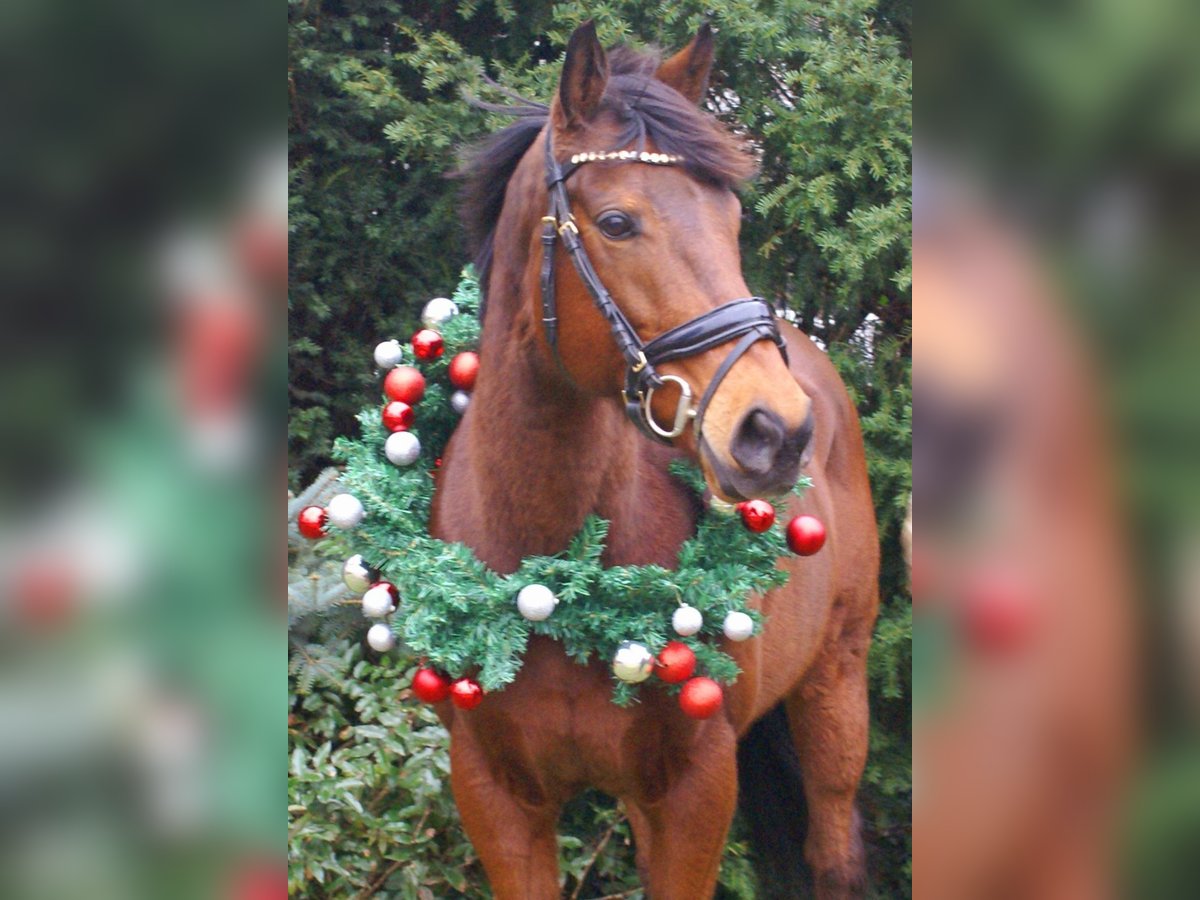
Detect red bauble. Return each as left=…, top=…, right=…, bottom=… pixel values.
left=448, top=351, right=480, bottom=391
left=384, top=366, right=426, bottom=405
left=297, top=505, right=328, bottom=539
left=450, top=677, right=483, bottom=710
left=412, top=668, right=453, bottom=704
left=381, top=400, right=415, bottom=432
left=786, top=514, right=826, bottom=555
left=656, top=641, right=697, bottom=683
left=740, top=499, right=776, bottom=533
left=411, top=329, right=445, bottom=361
left=961, top=568, right=1036, bottom=655
left=679, top=677, right=723, bottom=719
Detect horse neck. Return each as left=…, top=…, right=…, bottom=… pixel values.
left=462, top=158, right=643, bottom=565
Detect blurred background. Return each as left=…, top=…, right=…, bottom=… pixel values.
left=918, top=0, right=1200, bottom=897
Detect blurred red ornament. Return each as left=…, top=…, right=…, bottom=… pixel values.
left=13, top=559, right=75, bottom=630
left=679, top=676, right=723, bottom=719
left=655, top=641, right=697, bottom=683
left=297, top=506, right=328, bottom=539
left=227, top=858, right=287, bottom=900
left=448, top=351, right=480, bottom=390
left=961, top=567, right=1036, bottom=655
left=412, top=329, right=445, bottom=361
left=450, top=677, right=483, bottom=710
left=786, top=514, right=826, bottom=555
left=412, top=668, right=453, bottom=704
left=381, top=400, right=414, bottom=432
left=384, top=366, right=426, bottom=405
left=739, top=499, right=776, bottom=533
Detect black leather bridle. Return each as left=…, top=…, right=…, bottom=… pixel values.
left=540, top=132, right=789, bottom=444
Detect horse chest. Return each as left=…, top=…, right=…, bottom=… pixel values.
left=453, top=637, right=710, bottom=802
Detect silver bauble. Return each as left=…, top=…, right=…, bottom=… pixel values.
left=361, top=583, right=397, bottom=618
left=450, top=389, right=471, bottom=415
left=516, top=584, right=558, bottom=621
left=723, top=610, right=755, bottom=642
left=612, top=640, right=655, bottom=683
left=385, top=431, right=421, bottom=466
left=421, top=297, right=459, bottom=330
left=326, top=493, right=365, bottom=529
left=672, top=604, right=704, bottom=637
left=366, top=623, right=396, bottom=652
left=373, top=339, right=404, bottom=369
left=342, top=555, right=376, bottom=593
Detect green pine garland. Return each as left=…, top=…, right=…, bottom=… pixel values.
left=333, top=268, right=808, bottom=704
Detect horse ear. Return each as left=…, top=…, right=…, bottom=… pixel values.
left=555, top=21, right=609, bottom=128
left=655, top=23, right=715, bottom=104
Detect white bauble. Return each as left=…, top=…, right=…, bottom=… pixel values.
left=450, top=390, right=471, bottom=415
left=385, top=431, right=421, bottom=466
left=361, top=584, right=397, bottom=618
left=326, top=493, right=365, bottom=529
left=342, top=554, right=376, bottom=593
left=421, top=297, right=459, bottom=330
left=373, top=339, right=404, bottom=369
left=672, top=604, right=704, bottom=637
left=366, top=623, right=396, bottom=652
left=516, top=584, right=558, bottom=621
left=612, top=641, right=655, bottom=683
left=723, top=610, right=755, bottom=642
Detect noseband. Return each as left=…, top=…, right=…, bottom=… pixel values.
left=540, top=133, right=789, bottom=444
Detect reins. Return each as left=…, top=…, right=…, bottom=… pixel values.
left=539, top=131, right=788, bottom=444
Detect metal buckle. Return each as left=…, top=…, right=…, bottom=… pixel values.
left=557, top=218, right=579, bottom=237
left=541, top=215, right=557, bottom=227
left=643, top=375, right=696, bottom=440
left=630, top=351, right=649, bottom=374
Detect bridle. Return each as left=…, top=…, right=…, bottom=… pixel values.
left=540, top=132, right=789, bottom=444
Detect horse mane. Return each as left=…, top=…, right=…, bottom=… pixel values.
left=455, top=45, right=759, bottom=300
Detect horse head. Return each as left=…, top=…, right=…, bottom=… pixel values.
left=534, top=22, right=814, bottom=501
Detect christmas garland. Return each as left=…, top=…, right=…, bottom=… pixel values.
left=298, top=268, right=823, bottom=717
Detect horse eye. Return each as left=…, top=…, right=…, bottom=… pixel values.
left=597, top=211, right=636, bottom=239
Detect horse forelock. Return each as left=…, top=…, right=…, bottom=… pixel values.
left=454, top=44, right=757, bottom=305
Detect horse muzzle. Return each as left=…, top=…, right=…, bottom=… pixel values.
left=702, top=407, right=814, bottom=501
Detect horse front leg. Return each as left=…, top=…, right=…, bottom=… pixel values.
left=627, top=718, right=739, bottom=899
left=785, top=629, right=873, bottom=899
left=448, top=733, right=562, bottom=899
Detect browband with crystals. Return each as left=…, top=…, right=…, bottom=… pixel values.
left=540, top=132, right=788, bottom=445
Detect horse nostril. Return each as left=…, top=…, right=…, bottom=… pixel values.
left=730, top=408, right=785, bottom=476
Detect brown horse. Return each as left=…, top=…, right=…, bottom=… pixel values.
left=429, top=23, right=879, bottom=899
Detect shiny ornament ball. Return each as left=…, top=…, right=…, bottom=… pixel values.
left=450, top=390, right=471, bottom=415
left=672, top=604, right=704, bottom=637
left=679, top=676, right=723, bottom=719
left=361, top=582, right=398, bottom=618
left=411, top=668, right=452, bottom=704
left=342, top=555, right=377, bottom=593
left=381, top=400, right=415, bottom=432
left=450, top=678, right=483, bottom=710
left=366, top=623, right=396, bottom=652
left=411, top=329, right=445, bottom=361
left=448, top=351, right=480, bottom=391
left=723, top=610, right=755, bottom=642
left=421, top=297, right=458, bottom=330
left=385, top=431, right=421, bottom=466
left=373, top=339, right=404, bottom=369
left=326, top=493, right=365, bottom=529
left=786, top=515, right=827, bottom=556
left=739, top=499, right=776, bottom=533
left=516, top=584, right=558, bottom=621
left=612, top=641, right=655, bottom=684
left=383, top=366, right=426, bottom=405
left=655, top=641, right=696, bottom=683
left=297, top=506, right=328, bottom=539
